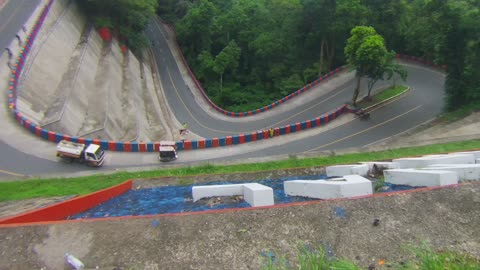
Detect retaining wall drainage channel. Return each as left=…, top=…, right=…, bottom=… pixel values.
left=0, top=174, right=427, bottom=226
left=5, top=1, right=446, bottom=153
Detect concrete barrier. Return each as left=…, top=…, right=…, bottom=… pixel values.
left=422, top=164, right=480, bottom=181
left=192, top=183, right=274, bottom=207
left=384, top=169, right=458, bottom=187
left=326, top=164, right=369, bottom=177
left=284, top=175, right=373, bottom=200
left=393, top=154, right=475, bottom=169
left=361, top=162, right=399, bottom=171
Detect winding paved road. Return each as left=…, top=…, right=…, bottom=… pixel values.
left=0, top=5, right=445, bottom=179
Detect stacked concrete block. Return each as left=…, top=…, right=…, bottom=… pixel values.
left=284, top=175, right=373, bottom=200
left=384, top=169, right=458, bottom=187
left=393, top=154, right=475, bottom=169
left=326, top=164, right=369, bottom=177
left=422, top=164, right=480, bottom=181
left=192, top=183, right=274, bottom=207
left=243, top=184, right=274, bottom=207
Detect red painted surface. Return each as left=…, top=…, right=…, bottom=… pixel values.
left=77, top=137, right=86, bottom=144
left=108, top=141, right=116, bottom=151
left=35, top=126, right=42, bottom=136
left=306, top=120, right=312, bottom=129
left=274, top=128, right=280, bottom=136
left=212, top=138, right=219, bottom=147
left=238, top=134, right=245, bottom=144
left=324, top=114, right=330, bottom=123
left=198, top=140, right=206, bottom=149
left=285, top=125, right=291, bottom=134
left=62, top=135, right=72, bottom=141
left=295, top=123, right=301, bottom=131
left=226, top=136, right=232, bottom=145
left=183, top=141, right=192, bottom=150
left=139, top=143, right=147, bottom=152
left=47, top=131, right=56, bottom=142
left=124, top=142, right=131, bottom=152
left=93, top=139, right=101, bottom=146
left=251, top=132, right=257, bottom=141
left=262, top=130, right=270, bottom=139
left=0, top=181, right=132, bottom=226
left=154, top=142, right=161, bottom=152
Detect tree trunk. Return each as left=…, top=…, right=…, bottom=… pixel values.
left=319, top=39, right=325, bottom=76
left=352, top=74, right=362, bottom=106
left=327, top=37, right=335, bottom=70
left=220, top=73, right=223, bottom=93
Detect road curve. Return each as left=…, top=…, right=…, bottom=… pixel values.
left=0, top=11, right=445, bottom=179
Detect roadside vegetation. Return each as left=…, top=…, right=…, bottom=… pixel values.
left=357, top=85, right=408, bottom=109
left=262, top=243, right=480, bottom=270
left=2, top=138, right=480, bottom=202
left=75, top=0, right=158, bottom=52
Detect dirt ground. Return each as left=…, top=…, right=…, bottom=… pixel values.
left=0, top=167, right=479, bottom=270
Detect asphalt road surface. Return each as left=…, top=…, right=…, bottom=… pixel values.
left=0, top=11, right=445, bottom=179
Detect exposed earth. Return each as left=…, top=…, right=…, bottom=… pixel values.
left=0, top=165, right=479, bottom=269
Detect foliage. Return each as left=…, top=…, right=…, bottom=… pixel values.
left=262, top=242, right=480, bottom=270
left=344, top=26, right=390, bottom=105
left=75, top=0, right=158, bottom=52
left=399, top=243, right=480, bottom=270
left=167, top=0, right=478, bottom=113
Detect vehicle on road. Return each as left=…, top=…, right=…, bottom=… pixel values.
left=56, top=140, right=105, bottom=167
left=159, top=141, right=178, bottom=162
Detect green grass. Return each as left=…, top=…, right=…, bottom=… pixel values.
left=374, top=85, right=408, bottom=103
left=439, top=103, right=480, bottom=123
left=262, top=243, right=480, bottom=270
left=2, top=138, right=480, bottom=202
left=399, top=243, right=480, bottom=270
left=358, top=85, right=408, bottom=108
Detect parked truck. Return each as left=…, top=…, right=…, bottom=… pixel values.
left=159, top=141, right=178, bottom=162
left=56, top=140, right=106, bottom=167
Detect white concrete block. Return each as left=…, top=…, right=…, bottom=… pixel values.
left=393, top=154, right=475, bottom=169
left=283, top=180, right=310, bottom=197
left=192, top=184, right=243, bottom=202
left=284, top=175, right=372, bottom=199
left=243, top=183, right=274, bottom=207
left=450, top=151, right=480, bottom=159
left=422, top=164, right=480, bottom=181
left=326, top=164, right=369, bottom=177
left=192, top=183, right=274, bottom=207
left=384, top=169, right=458, bottom=187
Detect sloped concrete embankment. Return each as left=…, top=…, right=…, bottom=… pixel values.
left=16, top=0, right=84, bottom=124
left=15, top=0, right=169, bottom=141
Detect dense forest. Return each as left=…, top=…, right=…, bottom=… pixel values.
left=78, top=0, right=479, bottom=113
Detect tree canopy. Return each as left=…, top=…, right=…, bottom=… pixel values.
left=75, top=0, right=158, bottom=52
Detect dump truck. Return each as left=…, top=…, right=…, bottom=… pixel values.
left=159, top=141, right=177, bottom=162
left=56, top=140, right=106, bottom=167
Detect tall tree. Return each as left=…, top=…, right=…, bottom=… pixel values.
left=344, top=26, right=389, bottom=105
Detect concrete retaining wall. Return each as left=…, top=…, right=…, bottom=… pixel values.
left=17, top=0, right=86, bottom=123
